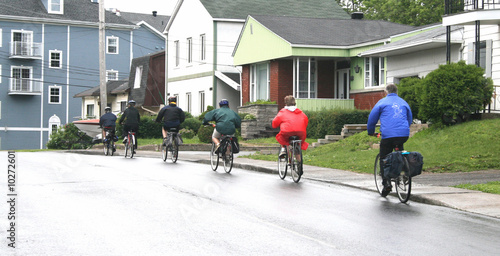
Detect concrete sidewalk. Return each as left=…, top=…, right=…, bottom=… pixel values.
left=69, top=148, right=500, bottom=219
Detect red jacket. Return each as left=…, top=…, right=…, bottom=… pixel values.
left=272, top=107, right=309, bottom=150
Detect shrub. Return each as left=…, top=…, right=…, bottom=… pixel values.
left=179, top=128, right=195, bottom=139
left=198, top=105, right=215, bottom=121
left=419, top=61, right=494, bottom=126
left=303, top=109, right=370, bottom=139
left=239, top=113, right=256, bottom=120
left=181, top=118, right=202, bottom=134
left=244, top=99, right=277, bottom=105
left=138, top=116, right=163, bottom=138
left=184, top=111, right=193, bottom=119
left=197, top=125, right=214, bottom=143
left=47, top=123, right=93, bottom=149
left=398, top=77, right=424, bottom=121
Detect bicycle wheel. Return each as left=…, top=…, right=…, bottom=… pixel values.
left=374, top=154, right=385, bottom=196
left=291, top=144, right=302, bottom=183
left=111, top=141, right=115, bottom=156
left=130, top=135, right=135, bottom=158
left=124, top=136, right=130, bottom=158
left=278, top=148, right=287, bottom=180
left=223, top=141, right=233, bottom=173
left=170, top=136, right=179, bottom=163
left=161, top=140, right=168, bottom=162
left=396, top=157, right=412, bottom=203
left=210, top=142, right=219, bottom=171
left=103, top=140, right=109, bottom=156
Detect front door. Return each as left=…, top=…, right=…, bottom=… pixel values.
left=336, top=69, right=350, bottom=99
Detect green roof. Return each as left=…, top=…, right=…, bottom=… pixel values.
left=200, top=0, right=350, bottom=20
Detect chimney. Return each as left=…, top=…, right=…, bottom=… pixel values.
left=351, top=12, right=364, bottom=20
left=153, top=11, right=157, bottom=17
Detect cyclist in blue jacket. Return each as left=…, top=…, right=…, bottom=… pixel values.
left=99, top=107, right=117, bottom=145
left=367, top=83, right=413, bottom=196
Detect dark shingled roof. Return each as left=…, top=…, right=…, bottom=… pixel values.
left=200, top=0, right=350, bottom=20
left=119, top=11, right=170, bottom=33
left=251, top=15, right=415, bottom=46
left=0, top=0, right=134, bottom=25
left=74, top=79, right=128, bottom=97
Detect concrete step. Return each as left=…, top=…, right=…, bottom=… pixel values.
left=325, top=135, right=343, bottom=141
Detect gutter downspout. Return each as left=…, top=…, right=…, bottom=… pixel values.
left=213, top=22, right=217, bottom=108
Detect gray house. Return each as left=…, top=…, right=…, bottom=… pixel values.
left=0, top=0, right=167, bottom=150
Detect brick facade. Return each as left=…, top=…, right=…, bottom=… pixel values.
left=241, top=65, right=250, bottom=105
left=350, top=90, right=385, bottom=110
left=270, top=60, right=293, bottom=108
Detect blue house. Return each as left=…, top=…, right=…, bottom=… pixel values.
left=0, top=0, right=167, bottom=150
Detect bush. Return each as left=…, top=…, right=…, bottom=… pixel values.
left=239, top=113, right=256, bottom=120
left=138, top=116, right=163, bottom=138
left=398, top=77, right=424, bottom=121
left=198, top=105, right=215, bottom=121
left=179, top=128, right=195, bottom=139
left=419, top=61, right=494, bottom=126
left=47, top=123, right=93, bottom=149
left=304, top=109, right=370, bottom=139
left=181, top=118, right=202, bottom=134
left=184, top=111, right=193, bottom=119
left=244, top=99, right=277, bottom=105
left=197, top=125, right=214, bottom=143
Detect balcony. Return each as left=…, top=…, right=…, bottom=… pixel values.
left=443, top=0, right=500, bottom=26
left=9, top=42, right=42, bottom=59
left=9, top=78, right=42, bottom=95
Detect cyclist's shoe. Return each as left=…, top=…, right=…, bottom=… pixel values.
left=279, top=147, right=286, bottom=158
left=381, top=179, right=392, bottom=197
left=112, top=146, right=116, bottom=153
left=214, top=143, right=220, bottom=154
left=123, top=138, right=127, bottom=144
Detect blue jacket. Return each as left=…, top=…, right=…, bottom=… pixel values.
left=99, top=112, right=117, bottom=128
left=367, top=93, right=413, bottom=139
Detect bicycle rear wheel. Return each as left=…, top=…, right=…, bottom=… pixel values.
left=210, top=142, right=219, bottom=171
left=396, top=157, right=412, bottom=203
left=223, top=141, right=233, bottom=173
left=170, top=137, right=179, bottom=163
left=124, top=137, right=130, bottom=158
left=291, top=144, right=302, bottom=183
left=278, top=148, right=287, bottom=180
left=130, top=135, right=135, bottom=158
left=374, top=154, right=385, bottom=196
left=111, top=141, right=115, bottom=156
left=103, top=141, right=109, bottom=156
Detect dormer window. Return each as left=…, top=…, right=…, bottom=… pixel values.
left=49, top=0, right=64, bottom=14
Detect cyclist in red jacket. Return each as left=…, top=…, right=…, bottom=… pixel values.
left=272, top=95, right=309, bottom=157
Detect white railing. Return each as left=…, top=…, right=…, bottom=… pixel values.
left=9, top=78, right=42, bottom=94
left=9, top=42, right=42, bottom=58
left=464, top=0, right=500, bottom=11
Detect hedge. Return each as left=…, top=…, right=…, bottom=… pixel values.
left=304, top=109, right=370, bottom=139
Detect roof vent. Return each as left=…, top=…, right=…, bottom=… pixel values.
left=153, top=11, right=157, bottom=17
left=351, top=12, right=364, bottom=20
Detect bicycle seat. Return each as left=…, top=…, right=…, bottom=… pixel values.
left=167, top=127, right=178, bottom=132
left=289, top=136, right=300, bottom=141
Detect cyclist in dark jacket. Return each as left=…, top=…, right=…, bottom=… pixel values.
left=156, top=96, right=186, bottom=139
left=99, top=106, right=117, bottom=143
left=119, top=100, right=140, bottom=149
left=367, top=83, right=413, bottom=196
left=202, top=99, right=241, bottom=152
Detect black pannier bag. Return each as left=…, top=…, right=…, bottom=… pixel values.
left=407, top=152, right=424, bottom=177
left=382, top=152, right=404, bottom=179
left=231, top=137, right=240, bottom=154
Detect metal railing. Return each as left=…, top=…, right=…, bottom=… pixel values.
left=9, top=78, right=42, bottom=94
left=9, top=42, right=42, bottom=58
left=464, top=0, right=500, bottom=10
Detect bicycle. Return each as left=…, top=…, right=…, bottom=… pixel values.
left=124, top=131, right=136, bottom=159
left=210, top=131, right=235, bottom=173
left=277, top=136, right=303, bottom=183
left=102, top=127, right=116, bottom=156
left=162, top=128, right=179, bottom=163
left=373, top=133, right=412, bottom=203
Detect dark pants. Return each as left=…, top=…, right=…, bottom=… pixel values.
left=123, top=124, right=139, bottom=148
left=379, top=136, right=409, bottom=177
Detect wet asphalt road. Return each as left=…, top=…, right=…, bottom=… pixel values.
left=1, top=152, right=499, bottom=255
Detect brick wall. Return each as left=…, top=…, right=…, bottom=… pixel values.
left=351, top=90, right=385, bottom=110
left=241, top=65, right=250, bottom=105
left=271, top=60, right=293, bottom=108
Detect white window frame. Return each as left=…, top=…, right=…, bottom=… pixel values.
left=174, top=94, right=179, bottom=106
left=49, top=50, right=62, bottom=69
left=249, top=62, right=270, bottom=102
left=186, top=92, right=192, bottom=113
left=11, top=30, right=33, bottom=56
left=106, top=36, right=119, bottom=54
left=48, top=0, right=63, bottom=14
left=199, top=91, right=205, bottom=113
left=293, top=58, right=317, bottom=99
left=0, top=28, right=3, bottom=47
left=11, top=66, right=32, bottom=92
left=174, top=40, right=179, bottom=67
left=86, top=104, right=95, bottom=119
left=48, top=115, right=61, bottom=137
left=200, top=34, right=206, bottom=62
left=106, top=70, right=118, bottom=81
left=187, top=37, right=193, bottom=64
left=364, top=57, right=385, bottom=88
left=134, top=66, right=143, bottom=89
left=48, top=85, right=62, bottom=104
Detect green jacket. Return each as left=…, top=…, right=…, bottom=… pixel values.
left=203, top=106, right=241, bottom=135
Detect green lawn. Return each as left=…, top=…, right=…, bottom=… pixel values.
left=454, top=181, right=500, bottom=195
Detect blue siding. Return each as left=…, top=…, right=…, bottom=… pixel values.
left=132, top=26, right=166, bottom=58
left=0, top=131, right=42, bottom=150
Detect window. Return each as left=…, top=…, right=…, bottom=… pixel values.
left=134, top=66, right=143, bottom=89
left=468, top=40, right=493, bottom=77
left=49, top=86, right=61, bottom=104
left=0, top=28, right=3, bottom=47
left=48, top=115, right=61, bottom=137
left=186, top=93, right=191, bottom=113
left=106, top=70, right=118, bottom=81
left=174, top=94, right=179, bottom=105
left=199, top=91, right=205, bottom=113
left=174, top=40, right=179, bottom=67
left=49, top=0, right=63, bottom=14
left=49, top=50, right=62, bottom=68
left=200, top=34, right=206, bottom=61
left=12, top=30, right=33, bottom=56
left=11, top=67, right=31, bottom=92
left=120, top=101, right=127, bottom=112
left=250, top=62, right=269, bottom=101
left=187, top=37, right=192, bottom=64
left=364, top=57, right=385, bottom=87
left=294, top=58, right=317, bottom=98
left=86, top=104, right=95, bottom=118
left=106, top=36, right=118, bottom=54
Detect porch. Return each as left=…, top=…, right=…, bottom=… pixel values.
left=296, top=98, right=355, bottom=111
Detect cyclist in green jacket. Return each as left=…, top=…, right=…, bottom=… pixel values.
left=202, top=99, right=241, bottom=152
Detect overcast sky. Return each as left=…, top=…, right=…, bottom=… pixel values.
left=104, top=0, right=177, bottom=15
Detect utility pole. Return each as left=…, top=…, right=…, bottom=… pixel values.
left=99, top=0, right=107, bottom=116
